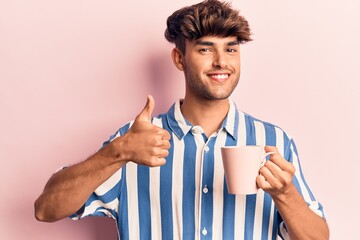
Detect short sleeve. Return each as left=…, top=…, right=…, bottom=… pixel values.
left=277, top=138, right=326, bottom=239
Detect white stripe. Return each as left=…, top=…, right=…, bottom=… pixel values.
left=234, top=195, right=246, bottom=239
left=308, top=201, right=324, bottom=218
left=237, top=111, right=246, bottom=147
left=254, top=120, right=266, bottom=146
left=195, top=156, right=202, bottom=238
left=275, top=127, right=285, bottom=156
left=194, top=130, right=205, bottom=239
left=150, top=117, right=163, bottom=240
left=267, top=127, right=285, bottom=240
left=226, top=99, right=236, bottom=135
left=253, top=120, right=266, bottom=239
left=174, top=101, right=191, bottom=135
left=234, top=111, right=247, bottom=239
left=172, top=134, right=184, bottom=239
left=95, top=169, right=122, bottom=196
left=290, top=143, right=312, bottom=202
left=279, top=222, right=290, bottom=240
left=150, top=166, right=161, bottom=240
left=254, top=189, right=266, bottom=239
left=126, top=162, right=139, bottom=240
left=268, top=200, right=275, bottom=240
left=82, top=199, right=119, bottom=219
left=212, top=130, right=227, bottom=239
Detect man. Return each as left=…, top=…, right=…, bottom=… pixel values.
left=35, top=0, right=329, bottom=239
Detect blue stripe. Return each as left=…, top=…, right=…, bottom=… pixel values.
left=182, top=133, right=196, bottom=239
left=232, top=104, right=239, bottom=140
left=244, top=116, right=256, bottom=239
left=118, top=166, right=129, bottom=240
left=264, top=124, right=276, bottom=147
left=290, top=139, right=316, bottom=201
left=283, top=133, right=303, bottom=197
left=245, top=115, right=256, bottom=146
left=283, top=135, right=303, bottom=195
left=261, top=124, right=277, bottom=239
left=200, top=137, right=216, bottom=239
left=160, top=116, right=174, bottom=239
left=273, top=212, right=282, bottom=239
left=86, top=182, right=120, bottom=207
left=283, top=131, right=290, bottom=151
left=222, top=134, right=237, bottom=240
left=137, top=165, right=151, bottom=239
left=244, top=194, right=256, bottom=240
left=261, top=194, right=273, bottom=239
left=166, top=104, right=186, bottom=139
left=102, top=122, right=132, bottom=148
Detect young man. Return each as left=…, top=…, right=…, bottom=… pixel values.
left=35, top=0, right=329, bottom=239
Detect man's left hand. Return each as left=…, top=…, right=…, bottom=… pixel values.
left=256, top=146, right=296, bottom=197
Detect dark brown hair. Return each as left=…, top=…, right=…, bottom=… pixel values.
left=164, top=0, right=252, bottom=54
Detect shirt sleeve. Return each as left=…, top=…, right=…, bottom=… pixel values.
left=71, top=122, right=132, bottom=220
left=277, top=137, right=326, bottom=239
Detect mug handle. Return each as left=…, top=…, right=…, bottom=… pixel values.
left=260, top=151, right=275, bottom=167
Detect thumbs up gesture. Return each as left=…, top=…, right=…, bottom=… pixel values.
left=116, top=95, right=171, bottom=167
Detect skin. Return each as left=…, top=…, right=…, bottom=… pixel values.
left=35, top=35, right=329, bottom=239
left=171, top=36, right=241, bottom=136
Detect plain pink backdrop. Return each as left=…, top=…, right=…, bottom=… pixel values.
left=1, top=0, right=359, bottom=239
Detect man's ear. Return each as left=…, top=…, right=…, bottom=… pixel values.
left=171, top=48, right=184, bottom=71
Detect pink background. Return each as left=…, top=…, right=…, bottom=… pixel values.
left=1, top=0, right=359, bottom=239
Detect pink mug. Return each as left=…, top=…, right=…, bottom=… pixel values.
left=221, top=145, right=274, bottom=195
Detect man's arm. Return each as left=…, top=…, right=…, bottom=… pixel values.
left=34, top=95, right=171, bottom=222
left=257, top=146, right=330, bottom=240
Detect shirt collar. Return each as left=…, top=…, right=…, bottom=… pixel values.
left=166, top=99, right=239, bottom=141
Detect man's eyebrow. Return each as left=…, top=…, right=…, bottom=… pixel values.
left=194, top=40, right=214, bottom=46
left=194, top=40, right=240, bottom=46
left=227, top=41, right=240, bottom=46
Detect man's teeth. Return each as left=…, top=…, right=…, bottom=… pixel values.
left=211, top=74, right=228, bottom=79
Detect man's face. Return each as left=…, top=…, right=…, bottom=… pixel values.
left=181, top=36, right=241, bottom=101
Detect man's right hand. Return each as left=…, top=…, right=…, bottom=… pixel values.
left=112, top=95, right=171, bottom=167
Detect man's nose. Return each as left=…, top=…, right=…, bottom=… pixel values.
left=212, top=52, right=228, bottom=69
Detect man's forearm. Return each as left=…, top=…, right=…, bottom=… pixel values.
left=34, top=147, right=125, bottom=222
left=273, top=184, right=329, bottom=240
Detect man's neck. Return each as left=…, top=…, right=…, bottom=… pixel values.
left=180, top=95, right=230, bottom=137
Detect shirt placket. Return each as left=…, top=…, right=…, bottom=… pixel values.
left=192, top=126, right=216, bottom=240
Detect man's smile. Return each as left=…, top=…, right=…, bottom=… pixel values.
left=207, top=73, right=231, bottom=82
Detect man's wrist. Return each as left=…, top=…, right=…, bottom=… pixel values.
left=271, top=183, right=299, bottom=205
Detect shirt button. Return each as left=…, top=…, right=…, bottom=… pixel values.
left=203, top=187, right=208, bottom=194
left=202, top=228, right=208, bottom=236
left=191, top=126, right=202, bottom=134
left=204, top=146, right=209, bottom=152
left=192, top=129, right=199, bottom=134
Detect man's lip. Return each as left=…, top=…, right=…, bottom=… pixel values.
left=207, top=71, right=232, bottom=75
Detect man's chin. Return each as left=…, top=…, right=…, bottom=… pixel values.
left=204, top=93, right=232, bottom=101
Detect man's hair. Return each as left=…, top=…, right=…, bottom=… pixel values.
left=164, top=0, right=252, bottom=54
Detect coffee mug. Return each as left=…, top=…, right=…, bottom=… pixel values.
left=221, top=145, right=274, bottom=195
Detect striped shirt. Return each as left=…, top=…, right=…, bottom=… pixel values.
left=72, top=99, right=325, bottom=240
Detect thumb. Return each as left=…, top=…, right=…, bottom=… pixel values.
left=136, top=95, right=155, bottom=122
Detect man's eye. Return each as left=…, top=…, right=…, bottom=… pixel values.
left=227, top=48, right=237, bottom=53
left=199, top=48, right=212, bottom=53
